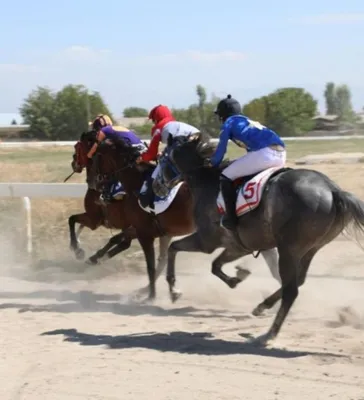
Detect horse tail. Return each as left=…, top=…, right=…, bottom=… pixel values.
left=333, top=190, right=364, bottom=245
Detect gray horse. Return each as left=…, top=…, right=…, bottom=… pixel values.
left=162, top=132, right=364, bottom=346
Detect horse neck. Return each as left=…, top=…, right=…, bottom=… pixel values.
left=183, top=168, right=220, bottom=204
left=85, top=165, right=97, bottom=189
left=118, top=166, right=144, bottom=192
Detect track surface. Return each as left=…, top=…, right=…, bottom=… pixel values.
left=1, top=238, right=364, bottom=400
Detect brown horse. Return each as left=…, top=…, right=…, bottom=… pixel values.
left=90, top=132, right=281, bottom=301
left=68, top=135, right=172, bottom=299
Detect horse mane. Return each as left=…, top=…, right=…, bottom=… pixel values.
left=106, top=136, right=141, bottom=163
left=195, top=132, right=232, bottom=171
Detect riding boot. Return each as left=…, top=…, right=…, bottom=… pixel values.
left=139, top=179, right=155, bottom=210
left=100, top=182, right=114, bottom=203
left=220, top=175, right=238, bottom=231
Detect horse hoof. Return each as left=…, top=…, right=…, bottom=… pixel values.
left=170, top=290, right=183, bottom=303
left=252, top=304, right=266, bottom=317
left=235, top=266, right=251, bottom=282
left=75, top=248, right=85, bottom=260
left=86, top=257, right=98, bottom=265
left=227, top=277, right=242, bottom=289
left=247, top=332, right=273, bottom=347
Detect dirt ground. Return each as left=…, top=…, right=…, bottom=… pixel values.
left=0, top=162, right=364, bottom=400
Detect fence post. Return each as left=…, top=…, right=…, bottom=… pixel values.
left=22, top=196, right=32, bottom=255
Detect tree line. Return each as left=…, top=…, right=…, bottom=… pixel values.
left=19, top=82, right=358, bottom=140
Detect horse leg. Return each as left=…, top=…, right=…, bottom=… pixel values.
left=105, top=238, right=132, bottom=259
left=252, top=247, right=318, bottom=317
left=253, top=248, right=301, bottom=346
left=137, top=235, right=156, bottom=301
left=166, top=232, right=219, bottom=303
left=87, top=232, right=130, bottom=265
left=134, top=235, right=172, bottom=298
left=69, top=213, right=101, bottom=260
left=76, top=224, right=84, bottom=242
left=260, top=248, right=280, bottom=284
left=211, top=247, right=252, bottom=288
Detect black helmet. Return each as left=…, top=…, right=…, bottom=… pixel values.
left=214, top=94, right=241, bottom=121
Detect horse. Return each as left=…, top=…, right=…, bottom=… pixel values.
left=161, top=131, right=364, bottom=345
left=91, top=131, right=282, bottom=301
left=69, top=136, right=131, bottom=262
left=68, top=132, right=172, bottom=299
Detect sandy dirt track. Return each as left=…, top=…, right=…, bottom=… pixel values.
left=0, top=162, right=364, bottom=400
left=1, top=238, right=364, bottom=400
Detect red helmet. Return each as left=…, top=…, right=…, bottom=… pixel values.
left=148, top=105, right=173, bottom=123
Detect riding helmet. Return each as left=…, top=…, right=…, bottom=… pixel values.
left=214, top=94, right=241, bottom=121
left=92, top=114, right=112, bottom=131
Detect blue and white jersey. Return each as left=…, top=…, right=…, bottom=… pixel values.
left=210, top=115, right=285, bottom=166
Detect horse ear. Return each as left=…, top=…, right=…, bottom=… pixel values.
left=167, top=133, right=174, bottom=147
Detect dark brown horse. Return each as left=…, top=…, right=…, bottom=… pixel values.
left=68, top=136, right=172, bottom=299
left=69, top=137, right=130, bottom=261
left=89, top=132, right=281, bottom=301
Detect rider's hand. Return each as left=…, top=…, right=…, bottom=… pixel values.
left=156, top=152, right=163, bottom=159
left=135, top=156, right=142, bottom=164
left=203, top=158, right=212, bottom=167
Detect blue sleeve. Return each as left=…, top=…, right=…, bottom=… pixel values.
left=210, top=121, right=232, bottom=166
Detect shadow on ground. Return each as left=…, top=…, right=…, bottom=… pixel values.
left=41, top=328, right=349, bottom=361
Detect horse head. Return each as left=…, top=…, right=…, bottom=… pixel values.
left=71, top=130, right=100, bottom=189
left=162, top=132, right=216, bottom=189
left=72, top=131, right=96, bottom=172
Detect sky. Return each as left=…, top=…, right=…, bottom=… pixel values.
left=1, top=0, right=364, bottom=124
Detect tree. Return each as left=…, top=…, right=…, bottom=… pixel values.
left=324, top=82, right=337, bottom=115
left=19, top=86, right=56, bottom=139
left=323, top=82, right=355, bottom=121
left=196, top=84, right=207, bottom=128
left=264, top=88, right=317, bottom=136
left=335, top=84, right=355, bottom=121
left=129, top=122, right=153, bottom=137
left=19, top=84, right=113, bottom=140
left=172, top=85, right=220, bottom=136
left=123, top=107, right=148, bottom=117
left=11, top=119, right=17, bottom=125
left=52, top=85, right=114, bottom=140
left=242, top=97, right=268, bottom=125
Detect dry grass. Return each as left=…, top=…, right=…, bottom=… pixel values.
left=0, top=140, right=363, bottom=268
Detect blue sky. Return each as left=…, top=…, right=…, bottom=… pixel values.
left=1, top=0, right=364, bottom=124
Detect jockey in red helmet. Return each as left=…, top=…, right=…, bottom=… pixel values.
left=137, top=105, right=199, bottom=210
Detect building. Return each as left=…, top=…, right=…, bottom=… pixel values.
left=311, top=114, right=340, bottom=130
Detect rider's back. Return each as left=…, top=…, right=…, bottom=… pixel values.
left=161, top=121, right=200, bottom=143
left=225, top=115, right=285, bottom=152
left=101, top=125, right=142, bottom=145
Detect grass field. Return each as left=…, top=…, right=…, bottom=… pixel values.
left=0, top=139, right=363, bottom=270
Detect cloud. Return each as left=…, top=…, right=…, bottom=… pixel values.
left=293, top=13, right=364, bottom=25
left=0, top=63, right=40, bottom=73
left=59, top=45, right=112, bottom=61
left=132, top=50, right=247, bottom=66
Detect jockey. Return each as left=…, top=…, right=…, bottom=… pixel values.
left=88, top=114, right=147, bottom=202
left=209, top=94, right=286, bottom=231
left=136, top=105, right=199, bottom=209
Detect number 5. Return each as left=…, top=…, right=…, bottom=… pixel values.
left=244, top=182, right=256, bottom=199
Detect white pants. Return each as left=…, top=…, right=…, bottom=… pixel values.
left=151, top=163, right=161, bottom=179
left=222, top=146, right=286, bottom=180
left=140, top=163, right=161, bottom=194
